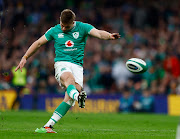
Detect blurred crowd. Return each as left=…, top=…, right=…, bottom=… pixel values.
left=119, top=87, right=155, bottom=113
left=0, top=0, right=180, bottom=97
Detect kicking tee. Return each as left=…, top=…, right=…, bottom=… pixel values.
left=45, top=21, right=94, bottom=66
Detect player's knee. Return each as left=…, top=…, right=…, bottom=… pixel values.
left=64, top=77, right=75, bottom=88
left=61, top=73, right=75, bottom=87
left=67, top=76, right=75, bottom=84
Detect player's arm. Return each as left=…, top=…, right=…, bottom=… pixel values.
left=15, top=35, right=48, bottom=72
left=89, top=28, right=120, bottom=40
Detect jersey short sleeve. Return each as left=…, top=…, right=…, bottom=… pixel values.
left=45, top=27, right=54, bottom=41
left=80, top=22, right=95, bottom=35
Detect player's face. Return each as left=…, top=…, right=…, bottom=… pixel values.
left=60, top=21, right=74, bottom=32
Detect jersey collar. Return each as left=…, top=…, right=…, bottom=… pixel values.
left=71, top=21, right=76, bottom=30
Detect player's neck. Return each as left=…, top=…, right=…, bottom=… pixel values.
left=70, top=21, right=76, bottom=30
left=61, top=21, right=76, bottom=32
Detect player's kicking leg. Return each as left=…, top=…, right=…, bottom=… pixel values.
left=61, top=72, right=87, bottom=108
left=78, top=90, right=87, bottom=108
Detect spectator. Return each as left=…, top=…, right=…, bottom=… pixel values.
left=134, top=90, right=154, bottom=112
left=119, top=87, right=134, bottom=113
left=11, top=60, right=27, bottom=109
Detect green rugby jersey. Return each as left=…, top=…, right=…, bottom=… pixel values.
left=45, top=21, right=94, bottom=66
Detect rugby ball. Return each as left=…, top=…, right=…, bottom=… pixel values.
left=126, top=58, right=148, bottom=74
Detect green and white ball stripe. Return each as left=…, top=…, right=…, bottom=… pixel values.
left=126, top=58, right=148, bottom=74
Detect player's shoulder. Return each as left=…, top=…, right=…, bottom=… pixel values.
left=76, top=21, right=93, bottom=29
left=54, top=24, right=61, bottom=29
left=76, top=21, right=91, bottom=26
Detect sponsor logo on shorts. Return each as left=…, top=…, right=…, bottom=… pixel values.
left=61, top=68, right=66, bottom=71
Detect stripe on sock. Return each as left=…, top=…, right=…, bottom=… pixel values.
left=69, top=90, right=78, bottom=101
left=50, top=118, right=57, bottom=123
left=54, top=111, right=63, bottom=118
left=72, top=91, right=76, bottom=99
left=70, top=90, right=77, bottom=96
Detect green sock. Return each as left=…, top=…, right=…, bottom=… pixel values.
left=44, top=101, right=71, bottom=127
left=54, top=101, right=71, bottom=117
left=67, top=84, right=79, bottom=101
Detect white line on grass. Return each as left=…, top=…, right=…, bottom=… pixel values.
left=176, top=122, right=180, bottom=139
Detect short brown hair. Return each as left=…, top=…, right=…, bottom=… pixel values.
left=60, top=9, right=76, bottom=24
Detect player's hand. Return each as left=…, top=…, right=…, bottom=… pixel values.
left=15, top=57, right=27, bottom=72
left=110, top=33, right=120, bottom=40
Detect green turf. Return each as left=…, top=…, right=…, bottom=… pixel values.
left=0, top=111, right=179, bottom=139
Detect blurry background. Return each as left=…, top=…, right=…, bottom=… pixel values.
left=0, top=0, right=180, bottom=115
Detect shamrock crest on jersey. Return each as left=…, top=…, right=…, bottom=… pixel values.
left=72, top=32, right=79, bottom=39
left=65, top=40, right=74, bottom=47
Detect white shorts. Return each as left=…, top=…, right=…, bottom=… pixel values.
left=54, top=61, right=83, bottom=88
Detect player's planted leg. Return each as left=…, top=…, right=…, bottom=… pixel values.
left=35, top=93, right=73, bottom=133
left=35, top=125, right=57, bottom=133
left=44, top=101, right=71, bottom=127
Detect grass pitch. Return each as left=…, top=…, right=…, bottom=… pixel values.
left=0, top=111, right=179, bottom=139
